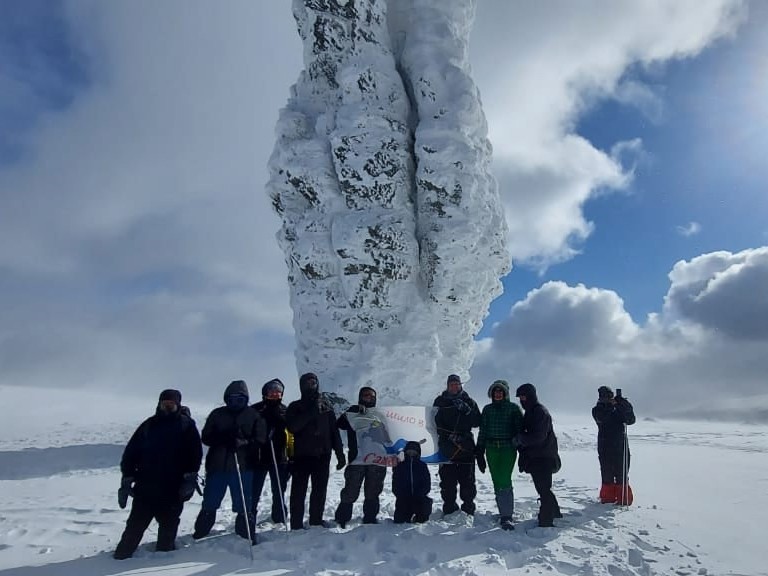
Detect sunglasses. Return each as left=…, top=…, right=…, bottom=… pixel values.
left=265, top=390, right=283, bottom=399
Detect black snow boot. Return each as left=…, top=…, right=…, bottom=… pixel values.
left=500, top=516, right=515, bottom=531
left=235, top=513, right=257, bottom=544
left=193, top=509, right=216, bottom=540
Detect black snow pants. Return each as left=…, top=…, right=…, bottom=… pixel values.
left=528, top=459, right=561, bottom=526
left=334, top=464, right=387, bottom=525
left=114, top=497, right=183, bottom=559
left=393, top=495, right=433, bottom=523
left=598, top=445, right=630, bottom=484
left=438, top=461, right=476, bottom=515
left=289, top=454, right=331, bottom=529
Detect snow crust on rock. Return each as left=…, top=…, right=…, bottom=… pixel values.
left=268, top=0, right=509, bottom=403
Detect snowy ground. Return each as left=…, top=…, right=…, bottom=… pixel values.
left=0, top=385, right=765, bottom=576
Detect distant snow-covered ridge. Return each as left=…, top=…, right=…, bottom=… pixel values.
left=267, top=0, right=509, bottom=403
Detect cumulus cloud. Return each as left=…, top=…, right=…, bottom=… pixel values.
left=471, top=0, right=744, bottom=268
left=0, top=1, right=748, bottom=400
left=0, top=1, right=301, bottom=397
left=664, top=247, right=768, bottom=340
left=471, top=247, right=768, bottom=420
left=676, top=221, right=702, bottom=237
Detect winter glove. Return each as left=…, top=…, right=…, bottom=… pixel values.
left=179, top=473, right=198, bottom=502
left=453, top=398, right=471, bottom=415
left=336, top=452, right=347, bottom=470
left=230, top=436, right=249, bottom=450
left=117, top=476, right=134, bottom=509
left=475, top=450, right=487, bottom=474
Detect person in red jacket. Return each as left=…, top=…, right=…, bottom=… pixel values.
left=592, top=386, right=636, bottom=505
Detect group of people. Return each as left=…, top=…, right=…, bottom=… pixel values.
left=113, top=373, right=635, bottom=560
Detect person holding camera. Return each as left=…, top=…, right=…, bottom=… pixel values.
left=113, top=389, right=202, bottom=560
left=592, top=386, right=636, bottom=505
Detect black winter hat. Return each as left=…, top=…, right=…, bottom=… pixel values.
left=447, top=374, right=462, bottom=386
left=515, top=382, right=537, bottom=401
left=598, top=386, right=614, bottom=400
left=262, top=378, right=285, bottom=398
left=404, top=440, right=421, bottom=457
left=158, top=389, right=182, bottom=406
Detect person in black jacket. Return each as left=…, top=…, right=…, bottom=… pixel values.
left=113, top=389, right=202, bottom=560
left=193, top=380, right=266, bottom=543
left=515, top=382, right=562, bottom=527
left=334, top=386, right=387, bottom=527
left=285, top=372, right=344, bottom=530
left=592, top=386, right=636, bottom=505
left=392, top=440, right=432, bottom=523
left=433, top=374, right=481, bottom=516
left=251, top=378, right=291, bottom=524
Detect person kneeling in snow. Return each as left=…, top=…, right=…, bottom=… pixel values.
left=592, top=386, right=636, bottom=505
left=392, top=441, right=432, bottom=524
left=114, top=389, right=202, bottom=560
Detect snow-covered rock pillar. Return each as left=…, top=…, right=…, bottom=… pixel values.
left=267, top=0, right=509, bottom=403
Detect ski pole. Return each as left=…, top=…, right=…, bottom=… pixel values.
left=621, top=422, right=628, bottom=505
left=233, top=451, right=254, bottom=563
left=268, top=435, right=290, bottom=534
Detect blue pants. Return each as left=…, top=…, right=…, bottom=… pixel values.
left=201, top=470, right=254, bottom=514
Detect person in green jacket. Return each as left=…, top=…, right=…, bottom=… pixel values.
left=475, top=380, right=523, bottom=531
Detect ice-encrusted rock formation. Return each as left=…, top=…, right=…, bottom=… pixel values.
left=267, top=0, right=509, bottom=403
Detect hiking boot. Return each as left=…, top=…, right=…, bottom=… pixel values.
left=442, top=502, right=459, bottom=516
left=460, top=502, right=476, bottom=516
left=500, top=516, right=515, bottom=531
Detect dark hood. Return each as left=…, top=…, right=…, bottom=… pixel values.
left=299, top=372, right=319, bottom=400
left=224, top=379, right=249, bottom=402
left=515, top=382, right=538, bottom=408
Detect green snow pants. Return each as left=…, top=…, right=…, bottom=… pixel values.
left=487, top=446, right=516, bottom=491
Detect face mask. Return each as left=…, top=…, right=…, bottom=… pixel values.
left=226, top=394, right=248, bottom=411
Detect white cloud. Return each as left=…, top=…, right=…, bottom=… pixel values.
left=676, top=221, right=702, bottom=236
left=0, top=1, right=301, bottom=396
left=470, top=247, right=768, bottom=419
left=472, top=0, right=745, bottom=268
left=0, top=1, right=748, bottom=399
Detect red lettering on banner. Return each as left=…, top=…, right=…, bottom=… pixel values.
left=362, top=453, right=400, bottom=467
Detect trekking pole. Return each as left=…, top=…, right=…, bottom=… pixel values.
left=621, top=422, right=629, bottom=506
left=268, top=436, right=290, bottom=534
left=233, top=451, right=254, bottom=563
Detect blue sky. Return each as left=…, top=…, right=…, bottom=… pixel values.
left=483, top=0, right=767, bottom=332
left=0, top=0, right=90, bottom=163
left=0, top=1, right=766, bottom=416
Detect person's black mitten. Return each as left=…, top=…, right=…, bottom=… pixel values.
left=118, top=476, right=134, bottom=509
left=179, top=473, right=198, bottom=502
